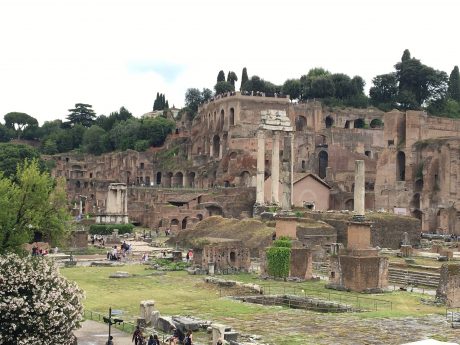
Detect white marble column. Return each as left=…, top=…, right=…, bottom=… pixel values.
left=354, top=160, right=365, bottom=216
left=256, top=130, right=265, bottom=204
left=271, top=131, right=280, bottom=204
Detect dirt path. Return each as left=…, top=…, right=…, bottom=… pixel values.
left=75, top=320, right=132, bottom=345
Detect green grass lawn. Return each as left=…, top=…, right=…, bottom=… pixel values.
left=62, top=265, right=448, bottom=345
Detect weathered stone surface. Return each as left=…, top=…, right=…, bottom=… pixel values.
left=109, top=271, right=131, bottom=278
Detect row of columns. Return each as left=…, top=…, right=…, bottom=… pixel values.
left=256, top=130, right=293, bottom=209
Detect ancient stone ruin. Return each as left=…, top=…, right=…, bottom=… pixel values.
left=329, top=160, right=389, bottom=292
left=96, top=183, right=129, bottom=224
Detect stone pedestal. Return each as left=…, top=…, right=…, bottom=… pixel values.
left=212, top=323, right=238, bottom=345
left=290, top=248, right=313, bottom=280
left=140, top=300, right=155, bottom=325
left=400, top=245, right=413, bottom=257
left=347, top=221, right=372, bottom=249
left=275, top=216, right=297, bottom=239
left=436, top=263, right=460, bottom=307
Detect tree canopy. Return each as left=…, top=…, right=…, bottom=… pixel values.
left=66, top=103, right=96, bottom=127
left=4, top=112, right=38, bottom=140
left=153, top=93, right=169, bottom=110
left=240, top=67, right=249, bottom=90
left=0, top=160, right=70, bottom=253
left=0, top=143, right=44, bottom=179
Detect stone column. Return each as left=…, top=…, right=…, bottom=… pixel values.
left=256, top=130, right=265, bottom=204
left=209, top=139, right=213, bottom=158
left=271, top=131, right=280, bottom=204
left=219, top=142, right=223, bottom=159
left=79, top=197, right=83, bottom=215
left=354, top=160, right=365, bottom=218
left=280, top=133, right=294, bottom=211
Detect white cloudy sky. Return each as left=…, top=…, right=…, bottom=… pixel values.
left=0, top=0, right=459, bottom=124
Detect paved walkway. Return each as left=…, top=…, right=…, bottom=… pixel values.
left=75, top=320, right=132, bottom=345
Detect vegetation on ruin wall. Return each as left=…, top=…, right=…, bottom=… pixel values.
left=172, top=216, right=274, bottom=251
left=89, top=223, right=134, bottom=235
left=413, top=138, right=450, bottom=150
left=267, top=237, right=291, bottom=279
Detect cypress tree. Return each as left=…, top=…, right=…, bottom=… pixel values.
left=448, top=66, right=460, bottom=102
left=401, top=49, right=411, bottom=62
left=240, top=67, right=248, bottom=91
left=217, top=70, right=226, bottom=82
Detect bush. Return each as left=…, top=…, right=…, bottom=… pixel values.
left=266, top=247, right=291, bottom=278
left=89, top=223, right=134, bottom=235
left=0, top=253, right=84, bottom=344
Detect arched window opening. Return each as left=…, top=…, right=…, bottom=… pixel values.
left=344, top=199, right=354, bottom=211
left=396, top=151, right=406, bottom=181
left=212, top=135, right=220, bottom=158
left=229, top=108, right=235, bottom=126
left=414, top=179, right=423, bottom=192
left=173, top=172, right=184, bottom=187
left=354, top=118, right=365, bottom=128
left=229, top=251, right=236, bottom=264
left=344, top=120, right=350, bottom=129
left=240, top=171, right=251, bottom=187
left=220, top=109, right=225, bottom=131
left=295, top=115, right=307, bottom=131
left=370, top=118, right=383, bottom=128
left=318, top=151, right=328, bottom=179
left=156, top=172, right=162, bottom=185
left=325, top=116, right=334, bottom=128
left=182, top=217, right=188, bottom=229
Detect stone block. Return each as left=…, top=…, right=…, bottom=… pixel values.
left=109, top=271, right=130, bottom=278
left=400, top=245, right=413, bottom=257
left=172, top=316, right=201, bottom=331
left=157, top=316, right=175, bottom=333
left=436, top=263, right=460, bottom=307
left=140, top=300, right=155, bottom=323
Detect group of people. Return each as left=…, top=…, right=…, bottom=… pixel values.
left=130, top=326, right=193, bottom=345
left=31, top=246, right=48, bottom=256
left=107, top=241, right=132, bottom=261
left=91, top=235, right=105, bottom=246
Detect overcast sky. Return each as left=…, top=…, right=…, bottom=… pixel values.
left=0, top=0, right=459, bottom=124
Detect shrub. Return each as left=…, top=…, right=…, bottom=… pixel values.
left=266, top=247, right=291, bottom=278
left=0, top=253, right=84, bottom=344
left=89, top=223, right=134, bottom=235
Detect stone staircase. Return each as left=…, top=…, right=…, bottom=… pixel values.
left=388, top=267, right=440, bottom=288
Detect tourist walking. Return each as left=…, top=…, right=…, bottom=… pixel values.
left=184, top=330, right=193, bottom=345
left=132, top=326, right=144, bottom=345
left=148, top=334, right=160, bottom=345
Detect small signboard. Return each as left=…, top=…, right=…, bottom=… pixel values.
left=111, top=309, right=123, bottom=315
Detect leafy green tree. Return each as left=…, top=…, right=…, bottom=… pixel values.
left=217, top=70, right=226, bottom=82
left=227, top=71, right=238, bottom=87
left=0, top=143, right=44, bottom=178
left=300, top=68, right=331, bottom=99
left=330, top=73, right=352, bottom=99
left=41, top=138, right=58, bottom=155
left=184, top=88, right=203, bottom=117
left=96, top=106, right=133, bottom=132
left=139, top=117, right=175, bottom=147
left=66, top=103, right=96, bottom=127
left=0, top=160, right=71, bottom=253
left=4, top=112, right=39, bottom=140
left=282, top=79, right=301, bottom=100
left=109, top=118, right=141, bottom=150
left=0, top=123, right=11, bottom=142
left=401, top=49, right=411, bottom=62
left=134, top=140, right=149, bottom=151
left=395, top=52, right=448, bottom=107
left=82, top=125, right=108, bottom=155
left=369, top=73, right=398, bottom=109
left=202, top=88, right=213, bottom=102
left=214, top=81, right=235, bottom=95
left=310, top=76, right=335, bottom=98
left=448, top=66, right=460, bottom=102
left=240, top=67, right=249, bottom=90
left=38, top=120, right=63, bottom=140
left=350, top=76, right=365, bottom=95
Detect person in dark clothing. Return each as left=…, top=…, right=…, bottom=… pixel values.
left=132, top=326, right=143, bottom=345
left=106, top=335, right=114, bottom=345
left=184, top=330, right=193, bottom=345
left=148, top=334, right=160, bottom=345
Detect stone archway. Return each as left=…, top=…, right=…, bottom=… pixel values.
left=212, top=135, right=220, bottom=158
